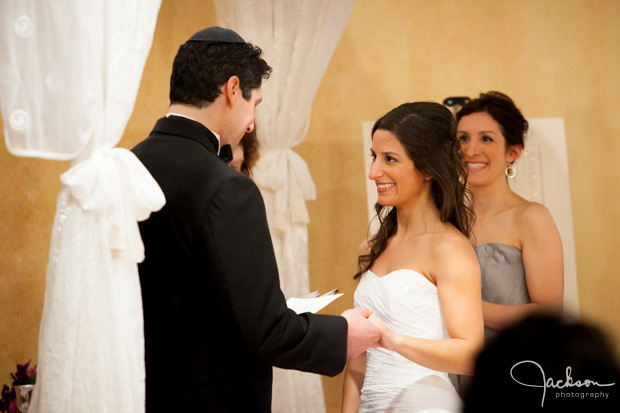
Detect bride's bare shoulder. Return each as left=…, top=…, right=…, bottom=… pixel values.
left=431, top=229, right=478, bottom=270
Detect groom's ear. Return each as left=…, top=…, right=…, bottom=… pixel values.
left=223, top=76, right=241, bottom=106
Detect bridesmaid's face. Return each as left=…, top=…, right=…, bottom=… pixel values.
left=368, top=129, right=429, bottom=209
left=457, top=112, right=520, bottom=188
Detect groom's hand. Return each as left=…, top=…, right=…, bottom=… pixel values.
left=341, top=307, right=381, bottom=358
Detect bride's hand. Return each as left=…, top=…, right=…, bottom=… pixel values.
left=368, top=314, right=397, bottom=351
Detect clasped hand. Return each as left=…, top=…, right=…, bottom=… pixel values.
left=341, top=307, right=381, bottom=358
left=367, top=314, right=397, bottom=351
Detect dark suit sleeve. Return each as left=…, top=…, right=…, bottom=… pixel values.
left=201, top=173, right=347, bottom=376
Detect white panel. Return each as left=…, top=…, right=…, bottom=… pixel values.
left=514, top=118, right=579, bottom=316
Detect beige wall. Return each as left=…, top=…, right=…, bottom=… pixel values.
left=1, top=1, right=618, bottom=412
left=306, top=1, right=620, bottom=410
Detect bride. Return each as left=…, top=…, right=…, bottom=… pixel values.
left=342, top=102, right=484, bottom=412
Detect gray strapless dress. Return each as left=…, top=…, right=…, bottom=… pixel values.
left=451, top=243, right=530, bottom=396
left=476, top=243, right=530, bottom=341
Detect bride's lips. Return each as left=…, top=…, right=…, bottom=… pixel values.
left=376, top=183, right=395, bottom=193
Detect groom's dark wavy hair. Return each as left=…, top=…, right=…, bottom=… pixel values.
left=170, top=41, right=272, bottom=108
left=354, top=102, right=474, bottom=280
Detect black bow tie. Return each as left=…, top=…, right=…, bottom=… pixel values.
left=218, top=144, right=233, bottom=163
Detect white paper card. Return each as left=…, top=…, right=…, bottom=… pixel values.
left=287, top=293, right=343, bottom=314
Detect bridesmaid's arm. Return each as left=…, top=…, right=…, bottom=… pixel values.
left=342, top=352, right=366, bottom=413
left=483, top=203, right=564, bottom=330
left=481, top=301, right=539, bottom=330
left=369, top=235, right=484, bottom=375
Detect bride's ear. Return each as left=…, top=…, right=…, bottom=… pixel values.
left=421, top=171, right=433, bottom=181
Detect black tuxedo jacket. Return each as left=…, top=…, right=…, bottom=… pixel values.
left=132, top=116, right=347, bottom=412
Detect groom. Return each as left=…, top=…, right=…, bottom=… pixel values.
left=132, top=27, right=380, bottom=412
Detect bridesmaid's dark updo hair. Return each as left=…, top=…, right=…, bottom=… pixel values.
left=456, top=91, right=529, bottom=149
left=354, top=102, right=474, bottom=280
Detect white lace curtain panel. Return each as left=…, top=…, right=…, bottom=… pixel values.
left=1, top=0, right=354, bottom=411
left=214, top=1, right=355, bottom=411
left=0, top=1, right=163, bottom=412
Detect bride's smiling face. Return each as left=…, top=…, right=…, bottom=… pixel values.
left=368, top=129, right=428, bottom=208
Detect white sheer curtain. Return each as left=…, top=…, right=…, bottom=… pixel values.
left=0, top=1, right=163, bottom=412
left=214, top=1, right=354, bottom=411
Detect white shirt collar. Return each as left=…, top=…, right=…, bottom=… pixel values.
left=165, top=113, right=221, bottom=155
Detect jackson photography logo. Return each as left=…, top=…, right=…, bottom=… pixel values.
left=510, top=360, right=616, bottom=407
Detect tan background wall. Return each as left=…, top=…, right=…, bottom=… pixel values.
left=1, top=1, right=618, bottom=412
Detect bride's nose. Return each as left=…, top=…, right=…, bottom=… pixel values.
left=368, top=160, right=382, bottom=180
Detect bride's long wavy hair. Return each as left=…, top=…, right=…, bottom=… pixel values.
left=354, top=102, right=474, bottom=280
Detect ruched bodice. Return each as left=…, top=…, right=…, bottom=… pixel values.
left=451, top=243, right=530, bottom=398
left=475, top=243, right=529, bottom=341
left=354, top=270, right=462, bottom=412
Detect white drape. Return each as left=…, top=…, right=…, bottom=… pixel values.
left=214, top=1, right=354, bottom=411
left=0, top=1, right=163, bottom=412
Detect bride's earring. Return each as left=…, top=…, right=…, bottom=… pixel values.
left=505, top=162, right=516, bottom=179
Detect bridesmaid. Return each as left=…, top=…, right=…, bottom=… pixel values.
left=451, top=92, right=564, bottom=398
left=455, top=91, right=564, bottom=341
left=229, top=129, right=259, bottom=176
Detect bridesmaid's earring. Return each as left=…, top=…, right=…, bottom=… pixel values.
left=505, top=162, right=516, bottom=179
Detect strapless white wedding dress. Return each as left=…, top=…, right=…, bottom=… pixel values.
left=354, top=269, right=462, bottom=412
